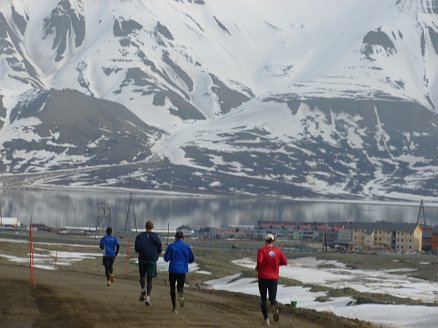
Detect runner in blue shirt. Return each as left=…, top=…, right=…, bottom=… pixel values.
left=99, top=227, right=120, bottom=286
left=163, top=231, right=195, bottom=313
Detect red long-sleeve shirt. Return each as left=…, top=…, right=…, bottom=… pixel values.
left=256, top=245, right=288, bottom=280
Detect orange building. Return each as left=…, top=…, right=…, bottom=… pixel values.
left=432, top=227, right=438, bottom=254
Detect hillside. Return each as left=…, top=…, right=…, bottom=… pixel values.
left=1, top=264, right=380, bottom=328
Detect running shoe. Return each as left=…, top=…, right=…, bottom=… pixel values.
left=110, top=274, right=114, bottom=283
left=272, top=304, right=279, bottom=322
left=178, top=291, right=185, bottom=308
left=139, top=291, right=146, bottom=302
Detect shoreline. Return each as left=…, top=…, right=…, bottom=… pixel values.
left=2, top=183, right=438, bottom=207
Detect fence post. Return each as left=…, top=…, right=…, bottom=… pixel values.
left=123, top=240, right=131, bottom=278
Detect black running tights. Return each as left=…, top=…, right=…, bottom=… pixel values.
left=102, top=256, right=115, bottom=281
left=169, top=273, right=186, bottom=308
left=258, top=278, right=278, bottom=320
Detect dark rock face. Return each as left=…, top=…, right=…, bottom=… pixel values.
left=0, top=95, right=6, bottom=130
left=11, top=6, right=28, bottom=35
left=43, top=0, right=85, bottom=61
left=362, top=29, right=396, bottom=60
left=113, top=18, right=143, bottom=37
left=209, top=74, right=252, bottom=115
left=429, top=27, right=438, bottom=54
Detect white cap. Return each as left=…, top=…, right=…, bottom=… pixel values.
left=264, top=233, right=275, bottom=241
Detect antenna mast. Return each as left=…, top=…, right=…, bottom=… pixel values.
left=95, top=204, right=112, bottom=237
left=123, top=193, right=137, bottom=237
left=416, top=200, right=426, bottom=225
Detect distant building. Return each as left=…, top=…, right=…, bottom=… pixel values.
left=30, top=223, right=52, bottom=232
left=198, top=227, right=219, bottom=239
left=350, top=222, right=423, bottom=252
left=195, top=219, right=434, bottom=253
left=0, top=217, right=21, bottom=228
left=197, top=225, right=254, bottom=239
left=432, top=226, right=438, bottom=255
left=176, top=225, right=194, bottom=236
left=335, top=229, right=353, bottom=248
left=291, top=227, right=318, bottom=241
left=420, top=224, right=433, bottom=252
left=256, top=221, right=295, bottom=240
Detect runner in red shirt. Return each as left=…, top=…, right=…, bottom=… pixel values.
left=256, top=233, right=287, bottom=326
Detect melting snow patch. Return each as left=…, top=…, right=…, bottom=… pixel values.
left=205, top=257, right=438, bottom=328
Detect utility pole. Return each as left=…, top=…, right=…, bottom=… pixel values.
left=416, top=200, right=426, bottom=225
left=416, top=200, right=432, bottom=252
left=123, top=193, right=137, bottom=237
left=95, top=204, right=112, bottom=238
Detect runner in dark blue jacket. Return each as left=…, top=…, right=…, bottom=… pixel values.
left=163, top=231, right=195, bottom=313
left=135, top=220, right=162, bottom=305
left=99, top=227, right=120, bottom=286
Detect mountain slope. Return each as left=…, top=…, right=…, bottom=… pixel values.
left=0, top=88, right=163, bottom=172
left=0, top=0, right=438, bottom=200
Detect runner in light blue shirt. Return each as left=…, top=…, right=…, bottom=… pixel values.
left=99, top=227, right=120, bottom=286
left=163, top=231, right=195, bottom=313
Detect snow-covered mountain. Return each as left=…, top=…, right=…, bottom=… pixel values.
left=0, top=0, right=438, bottom=200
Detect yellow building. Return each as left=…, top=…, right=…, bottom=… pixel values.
left=351, top=222, right=422, bottom=252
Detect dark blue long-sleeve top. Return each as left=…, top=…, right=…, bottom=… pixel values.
left=135, top=231, right=162, bottom=261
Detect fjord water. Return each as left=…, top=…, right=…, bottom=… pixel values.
left=1, top=189, right=437, bottom=230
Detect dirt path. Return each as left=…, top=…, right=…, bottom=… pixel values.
left=0, top=263, right=376, bottom=328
